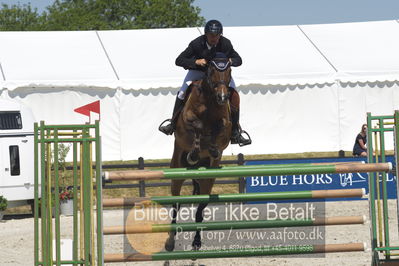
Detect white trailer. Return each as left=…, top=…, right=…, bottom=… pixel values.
left=0, top=99, right=35, bottom=208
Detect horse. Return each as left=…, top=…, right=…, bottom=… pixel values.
left=164, top=56, right=233, bottom=252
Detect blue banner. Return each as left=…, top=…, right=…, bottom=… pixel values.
left=245, top=156, right=397, bottom=201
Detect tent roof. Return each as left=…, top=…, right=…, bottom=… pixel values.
left=1, top=20, right=399, bottom=90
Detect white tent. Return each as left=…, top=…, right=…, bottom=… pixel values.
left=1, top=20, right=399, bottom=160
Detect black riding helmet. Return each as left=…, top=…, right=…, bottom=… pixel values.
left=204, top=20, right=223, bottom=35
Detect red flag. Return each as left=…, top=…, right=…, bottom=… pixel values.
left=74, top=100, right=100, bottom=117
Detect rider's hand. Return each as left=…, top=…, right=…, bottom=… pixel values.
left=195, top=59, right=207, bottom=67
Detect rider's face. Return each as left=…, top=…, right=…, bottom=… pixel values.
left=206, top=33, right=221, bottom=46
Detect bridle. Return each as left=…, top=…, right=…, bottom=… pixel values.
left=206, top=59, right=231, bottom=92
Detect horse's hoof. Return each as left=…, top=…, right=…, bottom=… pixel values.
left=165, top=237, right=175, bottom=252
left=209, top=148, right=220, bottom=159
left=190, top=245, right=200, bottom=262
left=192, top=238, right=202, bottom=251
left=163, top=261, right=170, bottom=266
left=190, top=243, right=201, bottom=261
left=187, top=153, right=199, bottom=165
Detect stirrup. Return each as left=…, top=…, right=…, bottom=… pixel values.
left=158, top=119, right=174, bottom=135
left=238, top=130, right=252, bottom=147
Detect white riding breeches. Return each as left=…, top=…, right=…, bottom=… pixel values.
left=177, top=70, right=236, bottom=100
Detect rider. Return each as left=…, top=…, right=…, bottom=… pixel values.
left=159, top=19, right=251, bottom=146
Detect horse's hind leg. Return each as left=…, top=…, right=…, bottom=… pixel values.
left=192, top=202, right=207, bottom=250
left=164, top=202, right=181, bottom=252
left=192, top=178, right=216, bottom=250
left=192, top=179, right=200, bottom=195
left=165, top=179, right=184, bottom=251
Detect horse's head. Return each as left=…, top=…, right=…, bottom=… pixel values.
left=206, top=54, right=232, bottom=105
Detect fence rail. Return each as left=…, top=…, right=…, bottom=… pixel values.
left=64, top=152, right=348, bottom=197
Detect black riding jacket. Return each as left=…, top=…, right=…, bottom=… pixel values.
left=175, top=35, right=242, bottom=72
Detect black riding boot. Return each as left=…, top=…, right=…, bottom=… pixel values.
left=159, top=97, right=185, bottom=135
left=231, top=109, right=251, bottom=146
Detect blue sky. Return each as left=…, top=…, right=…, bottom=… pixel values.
left=1, top=0, right=399, bottom=26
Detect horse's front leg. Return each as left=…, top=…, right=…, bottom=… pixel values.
left=208, top=135, right=221, bottom=159
left=209, top=118, right=228, bottom=159
left=186, top=120, right=203, bottom=165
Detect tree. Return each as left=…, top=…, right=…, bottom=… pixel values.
left=0, top=0, right=204, bottom=31
left=43, top=0, right=205, bottom=30
left=0, top=3, right=44, bottom=31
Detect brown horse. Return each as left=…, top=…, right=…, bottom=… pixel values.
left=165, top=57, right=232, bottom=252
